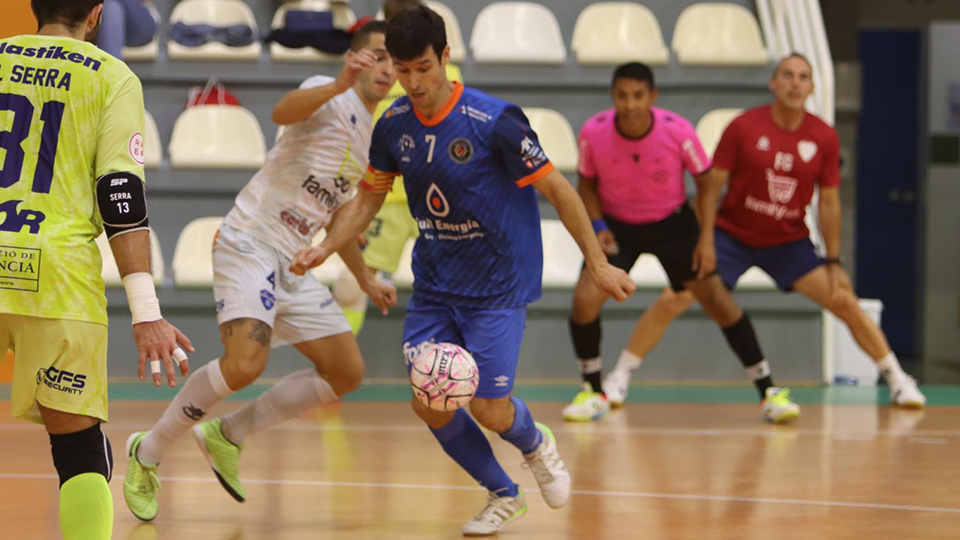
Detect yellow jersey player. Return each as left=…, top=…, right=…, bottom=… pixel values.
left=333, top=0, right=462, bottom=334
left=0, top=2, right=193, bottom=539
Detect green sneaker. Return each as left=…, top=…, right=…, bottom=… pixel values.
left=123, top=432, right=160, bottom=521
left=762, top=387, right=801, bottom=424
left=561, top=382, right=610, bottom=422
left=192, top=418, right=246, bottom=502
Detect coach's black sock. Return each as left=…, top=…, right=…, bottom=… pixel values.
left=569, top=317, right=603, bottom=393
left=721, top=314, right=773, bottom=400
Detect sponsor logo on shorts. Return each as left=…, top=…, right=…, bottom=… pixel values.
left=215, top=299, right=225, bottom=313
left=260, top=289, right=276, bottom=310
left=37, top=367, right=86, bottom=395
left=494, top=375, right=510, bottom=387
left=320, top=297, right=335, bottom=309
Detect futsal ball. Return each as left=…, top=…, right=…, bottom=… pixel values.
left=410, top=343, right=479, bottom=411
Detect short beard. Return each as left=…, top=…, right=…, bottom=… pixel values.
left=83, top=20, right=101, bottom=44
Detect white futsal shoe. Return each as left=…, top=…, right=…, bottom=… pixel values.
left=762, top=387, right=801, bottom=424
left=462, top=489, right=528, bottom=536
left=602, top=369, right=632, bottom=408
left=522, top=423, right=571, bottom=508
left=562, top=383, right=610, bottom=422
left=890, top=376, right=926, bottom=408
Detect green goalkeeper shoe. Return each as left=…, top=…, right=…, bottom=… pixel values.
left=193, top=418, right=246, bottom=502
left=123, top=432, right=161, bottom=521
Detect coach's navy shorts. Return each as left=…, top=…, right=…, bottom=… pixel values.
left=402, top=295, right=526, bottom=399
left=715, top=228, right=824, bottom=291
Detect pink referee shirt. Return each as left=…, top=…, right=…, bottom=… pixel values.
left=578, top=107, right=711, bottom=225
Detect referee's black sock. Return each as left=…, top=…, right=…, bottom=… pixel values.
left=721, top=314, right=773, bottom=400
left=569, top=317, right=603, bottom=393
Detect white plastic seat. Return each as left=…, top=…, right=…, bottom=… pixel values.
left=309, top=229, right=348, bottom=285
left=523, top=108, right=577, bottom=173
left=628, top=254, right=669, bottom=288
left=695, top=108, right=743, bottom=158
left=540, top=220, right=582, bottom=288
left=270, top=1, right=357, bottom=63
left=672, top=3, right=768, bottom=66
left=172, top=217, right=223, bottom=287
left=167, top=0, right=263, bottom=61
left=123, top=37, right=159, bottom=62
left=470, top=3, right=566, bottom=65
left=571, top=3, right=669, bottom=65
left=169, top=105, right=266, bottom=169
left=95, top=229, right=165, bottom=287
left=392, top=239, right=416, bottom=289
left=734, top=267, right=777, bottom=290
left=143, top=110, right=162, bottom=169
left=374, top=2, right=464, bottom=62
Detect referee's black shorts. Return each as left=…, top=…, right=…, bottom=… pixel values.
left=603, top=204, right=700, bottom=291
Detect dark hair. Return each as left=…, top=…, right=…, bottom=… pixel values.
left=385, top=5, right=447, bottom=62
left=350, top=20, right=388, bottom=52
left=31, top=0, right=103, bottom=29
left=773, top=52, right=813, bottom=78
left=611, top=62, right=655, bottom=89
left=383, top=0, right=421, bottom=21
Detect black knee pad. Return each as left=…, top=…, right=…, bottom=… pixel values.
left=50, top=423, right=114, bottom=487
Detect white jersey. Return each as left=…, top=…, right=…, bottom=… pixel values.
left=224, top=76, right=373, bottom=258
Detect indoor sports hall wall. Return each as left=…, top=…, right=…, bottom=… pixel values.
left=97, top=0, right=829, bottom=383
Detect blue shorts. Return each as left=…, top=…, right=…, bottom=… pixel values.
left=715, top=228, right=824, bottom=291
left=402, top=296, right=526, bottom=399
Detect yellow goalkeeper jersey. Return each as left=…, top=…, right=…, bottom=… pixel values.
left=372, top=64, right=462, bottom=204
left=0, top=35, right=146, bottom=325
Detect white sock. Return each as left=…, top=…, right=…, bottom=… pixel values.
left=577, top=357, right=602, bottom=375
left=877, top=352, right=907, bottom=384
left=220, top=369, right=338, bottom=445
left=138, top=359, right=234, bottom=465
left=745, top=359, right=771, bottom=381
left=614, top=350, right=643, bottom=373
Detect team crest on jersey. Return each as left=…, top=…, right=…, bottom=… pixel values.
left=797, top=140, right=818, bottom=162
left=765, top=169, right=798, bottom=203
left=757, top=136, right=771, bottom=151
left=448, top=138, right=474, bottom=164
left=520, top=136, right=547, bottom=169
left=426, top=183, right=451, bottom=217
left=399, top=134, right=416, bottom=155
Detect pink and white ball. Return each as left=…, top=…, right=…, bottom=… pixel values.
left=410, top=343, right=479, bottom=411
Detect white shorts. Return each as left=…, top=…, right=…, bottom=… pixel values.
left=213, top=225, right=352, bottom=348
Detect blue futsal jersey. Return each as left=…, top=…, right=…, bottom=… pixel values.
left=364, top=83, right=555, bottom=309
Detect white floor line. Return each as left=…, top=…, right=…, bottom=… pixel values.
left=1, top=473, right=958, bottom=515
left=0, top=422, right=957, bottom=439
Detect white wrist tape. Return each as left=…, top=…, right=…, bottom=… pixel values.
left=122, top=272, right=162, bottom=325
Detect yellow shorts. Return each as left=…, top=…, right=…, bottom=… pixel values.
left=363, top=202, right=419, bottom=274
left=0, top=314, right=108, bottom=424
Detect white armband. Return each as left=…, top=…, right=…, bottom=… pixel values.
left=122, top=272, right=162, bottom=325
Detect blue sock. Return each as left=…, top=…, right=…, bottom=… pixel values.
left=431, top=410, right=518, bottom=497
left=499, top=397, right=542, bottom=455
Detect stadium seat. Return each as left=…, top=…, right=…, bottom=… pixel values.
left=629, top=254, right=670, bottom=288
left=571, top=3, right=669, bottom=65
left=167, top=0, right=263, bottom=61
left=123, top=37, right=159, bottom=62
left=734, top=267, right=777, bottom=290
left=95, top=229, right=165, bottom=287
left=172, top=217, right=223, bottom=287
left=523, top=108, right=577, bottom=173
left=270, top=1, right=357, bottom=63
left=144, top=110, right=162, bottom=169
left=169, top=105, right=267, bottom=169
left=671, top=3, right=769, bottom=66
left=309, top=230, right=348, bottom=285
left=393, top=239, right=416, bottom=289
left=470, top=3, right=566, bottom=64
left=541, top=220, right=582, bottom=287
left=696, top=108, right=743, bottom=158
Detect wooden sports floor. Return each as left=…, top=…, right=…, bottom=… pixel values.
left=1, top=386, right=959, bottom=540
